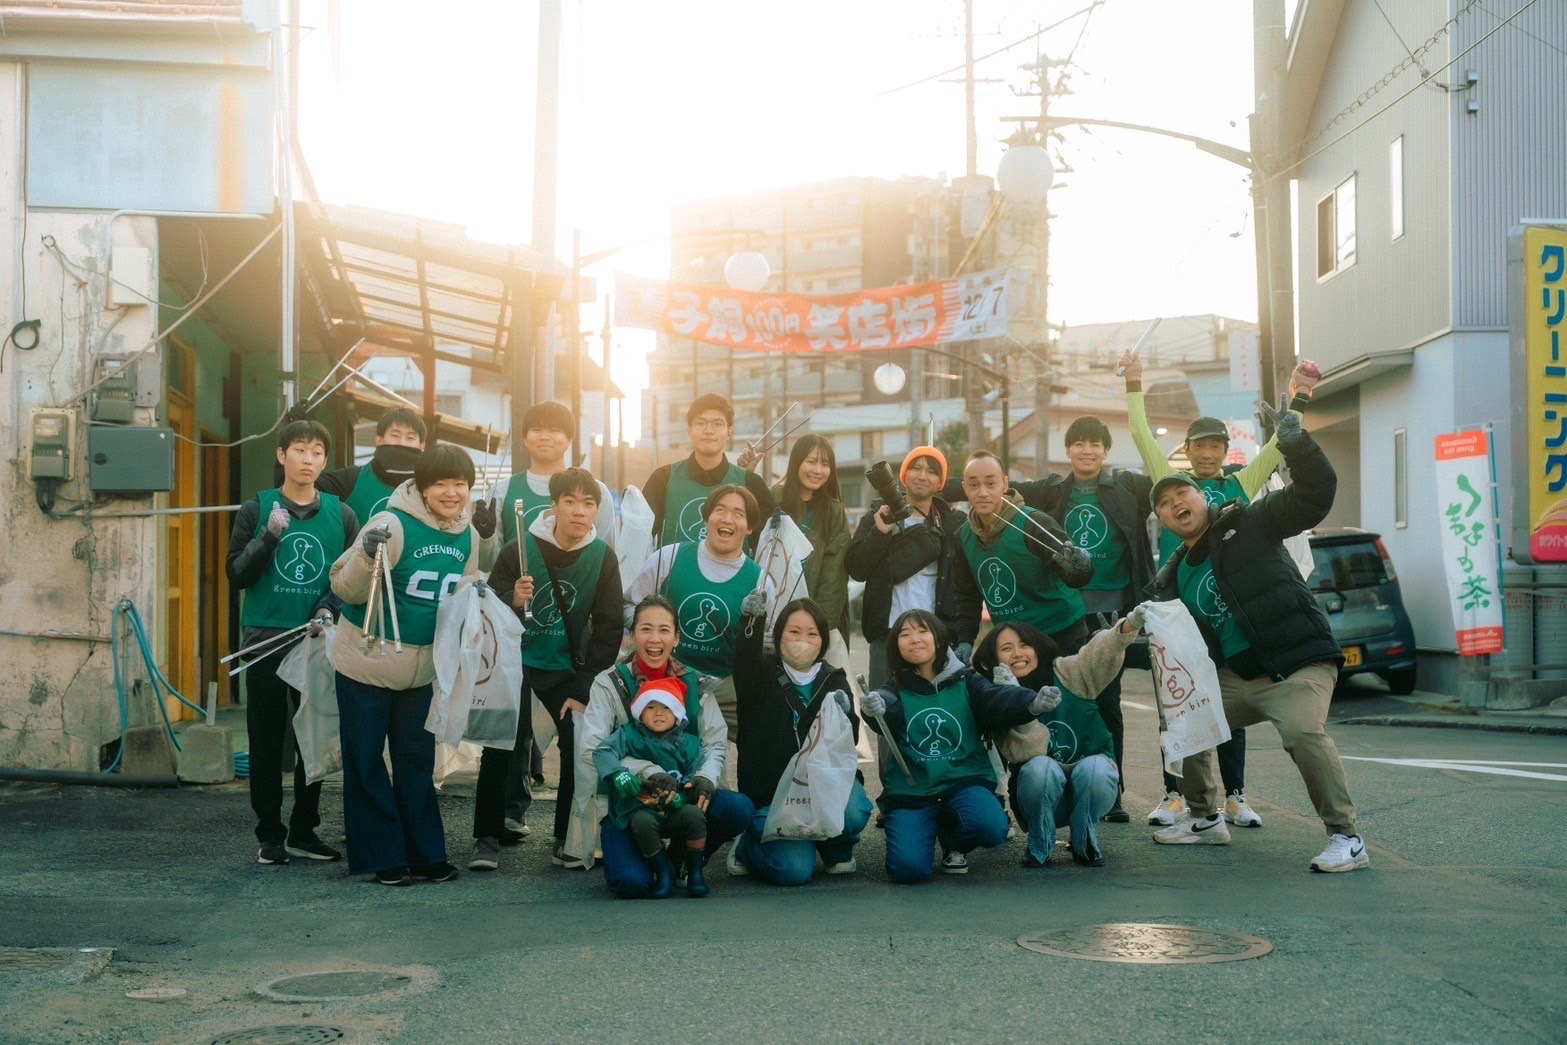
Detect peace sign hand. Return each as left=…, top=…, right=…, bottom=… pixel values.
left=1257, top=393, right=1305, bottom=448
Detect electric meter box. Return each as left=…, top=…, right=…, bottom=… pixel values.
left=88, top=426, right=175, bottom=494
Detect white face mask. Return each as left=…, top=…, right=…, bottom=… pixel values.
left=780, top=639, right=821, bottom=671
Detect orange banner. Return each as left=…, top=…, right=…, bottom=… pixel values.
left=614, top=269, right=1011, bottom=352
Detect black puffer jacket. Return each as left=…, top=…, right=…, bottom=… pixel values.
left=845, top=497, right=964, bottom=643
left=1149, top=432, right=1343, bottom=681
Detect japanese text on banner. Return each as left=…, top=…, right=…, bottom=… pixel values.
left=1524, top=226, right=1567, bottom=561
left=1434, top=430, right=1504, bottom=655
left=614, top=269, right=1010, bottom=352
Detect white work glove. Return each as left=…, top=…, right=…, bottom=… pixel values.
left=1123, top=602, right=1151, bottom=633
left=306, top=613, right=333, bottom=638
left=1029, top=685, right=1063, bottom=716
left=266, top=505, right=291, bottom=538
left=828, top=689, right=852, bottom=716
left=860, top=689, right=888, bottom=718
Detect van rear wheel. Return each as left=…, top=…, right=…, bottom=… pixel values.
left=1383, top=668, right=1416, bottom=696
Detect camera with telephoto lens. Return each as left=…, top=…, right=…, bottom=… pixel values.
left=865, top=460, right=913, bottom=524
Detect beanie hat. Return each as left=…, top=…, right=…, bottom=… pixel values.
left=900, top=445, right=948, bottom=486
left=630, top=677, right=687, bottom=724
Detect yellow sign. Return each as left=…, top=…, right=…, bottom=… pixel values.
left=1342, top=646, right=1362, bottom=668
left=1522, top=225, right=1567, bottom=562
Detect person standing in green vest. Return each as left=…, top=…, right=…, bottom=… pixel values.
left=1120, top=351, right=1320, bottom=828
left=316, top=407, right=425, bottom=530
left=952, top=450, right=1095, bottom=658
left=226, top=419, right=359, bottom=866
left=861, top=608, right=1061, bottom=882
left=329, top=444, right=484, bottom=886
left=624, top=484, right=805, bottom=741
left=492, top=401, right=618, bottom=551
left=471, top=467, right=624, bottom=873
left=642, top=393, right=773, bottom=547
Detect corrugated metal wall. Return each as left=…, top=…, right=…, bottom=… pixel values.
left=1449, top=0, right=1567, bottom=329
left=1293, top=0, right=1453, bottom=369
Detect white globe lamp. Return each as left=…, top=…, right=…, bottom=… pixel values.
left=873, top=362, right=908, bottom=396
left=996, top=145, right=1054, bottom=205
left=723, top=251, right=772, bottom=292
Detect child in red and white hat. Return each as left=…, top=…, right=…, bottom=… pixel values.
left=592, top=678, right=712, bottom=898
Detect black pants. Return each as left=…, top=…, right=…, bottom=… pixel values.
left=628, top=803, right=707, bottom=858
left=245, top=645, right=322, bottom=845
left=474, top=669, right=582, bottom=843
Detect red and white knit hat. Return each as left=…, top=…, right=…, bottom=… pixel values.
left=630, top=677, right=687, bottom=724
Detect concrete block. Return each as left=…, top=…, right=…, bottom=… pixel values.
left=177, top=724, right=235, bottom=784
left=121, top=725, right=177, bottom=777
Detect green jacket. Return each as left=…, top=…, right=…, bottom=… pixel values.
left=773, top=485, right=852, bottom=642
left=595, top=719, right=705, bottom=830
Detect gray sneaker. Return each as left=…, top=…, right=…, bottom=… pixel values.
left=469, top=836, right=501, bottom=871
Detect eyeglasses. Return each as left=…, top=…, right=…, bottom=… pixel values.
left=690, top=419, right=730, bottom=432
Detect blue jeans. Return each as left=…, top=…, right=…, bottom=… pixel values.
left=335, top=673, right=447, bottom=876
left=1014, top=754, right=1120, bottom=863
left=600, top=788, right=754, bottom=898
left=883, top=784, right=1009, bottom=884
left=736, top=780, right=875, bottom=886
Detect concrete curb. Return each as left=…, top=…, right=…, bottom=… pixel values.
left=1336, top=714, right=1567, bottom=736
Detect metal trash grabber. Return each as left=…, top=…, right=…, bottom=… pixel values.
left=857, top=672, right=913, bottom=784
left=1114, top=318, right=1163, bottom=377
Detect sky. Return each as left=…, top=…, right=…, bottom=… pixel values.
left=296, top=0, right=1267, bottom=438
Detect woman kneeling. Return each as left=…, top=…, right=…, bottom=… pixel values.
left=972, top=609, right=1145, bottom=868
left=864, top=609, right=1059, bottom=883
left=730, top=596, right=873, bottom=885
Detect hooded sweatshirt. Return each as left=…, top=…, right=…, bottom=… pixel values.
left=329, top=479, right=483, bottom=690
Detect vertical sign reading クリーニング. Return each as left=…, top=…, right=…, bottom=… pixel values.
left=1509, top=225, right=1567, bottom=562
left=1434, top=430, right=1504, bottom=655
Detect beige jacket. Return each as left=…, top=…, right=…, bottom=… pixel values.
left=329, top=480, right=482, bottom=691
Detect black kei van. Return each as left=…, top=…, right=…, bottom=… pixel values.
left=1306, top=528, right=1419, bottom=694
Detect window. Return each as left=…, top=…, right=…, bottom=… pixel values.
left=1389, top=137, right=1404, bottom=240
left=1316, top=174, right=1357, bottom=280
left=1393, top=428, right=1408, bottom=529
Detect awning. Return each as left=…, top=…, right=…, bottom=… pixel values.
left=1313, top=348, right=1415, bottom=400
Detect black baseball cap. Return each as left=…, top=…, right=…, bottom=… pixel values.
left=1185, top=416, right=1229, bottom=441
left=1151, top=472, right=1203, bottom=504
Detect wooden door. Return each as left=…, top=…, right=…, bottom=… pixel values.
left=165, top=391, right=199, bottom=720
left=199, top=434, right=231, bottom=707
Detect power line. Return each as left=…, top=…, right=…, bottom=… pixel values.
left=875, top=2, right=1101, bottom=97
left=1283, top=0, right=1543, bottom=179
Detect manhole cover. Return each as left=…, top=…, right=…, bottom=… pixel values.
left=1017, top=923, right=1273, bottom=964
left=210, top=1027, right=347, bottom=1045
left=258, top=970, right=410, bottom=1002
left=0, top=949, right=70, bottom=973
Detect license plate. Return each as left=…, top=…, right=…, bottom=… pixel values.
left=1342, top=646, right=1363, bottom=667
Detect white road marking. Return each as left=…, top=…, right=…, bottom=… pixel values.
left=1122, top=701, right=1155, bottom=711
left=1341, top=756, right=1567, bottom=783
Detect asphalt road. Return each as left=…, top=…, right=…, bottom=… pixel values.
left=1, top=668, right=1564, bottom=1044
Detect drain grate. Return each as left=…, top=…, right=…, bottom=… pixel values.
left=258, top=970, right=411, bottom=1002
left=1018, top=923, right=1273, bottom=964
left=0, top=949, right=70, bottom=974
left=209, top=1026, right=347, bottom=1045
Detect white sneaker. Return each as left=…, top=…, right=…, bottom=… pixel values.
left=1153, top=813, right=1231, bottom=846
left=940, top=850, right=969, bottom=874
left=503, top=817, right=530, bottom=837
left=1310, top=833, right=1370, bottom=873
left=725, top=845, right=750, bottom=877
left=1147, top=791, right=1186, bottom=826
left=1224, top=791, right=1263, bottom=828
left=823, top=857, right=858, bottom=875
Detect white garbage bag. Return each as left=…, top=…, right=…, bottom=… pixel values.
left=616, top=485, right=657, bottom=592
left=427, top=579, right=525, bottom=750
left=754, top=511, right=812, bottom=634
left=1142, top=599, right=1231, bottom=767
left=278, top=625, right=341, bottom=784
left=760, top=694, right=859, bottom=842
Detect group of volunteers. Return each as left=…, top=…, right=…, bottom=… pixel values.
left=227, top=346, right=1371, bottom=894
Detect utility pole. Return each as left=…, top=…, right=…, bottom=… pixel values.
left=1253, top=0, right=1294, bottom=407
left=964, top=0, right=977, bottom=178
